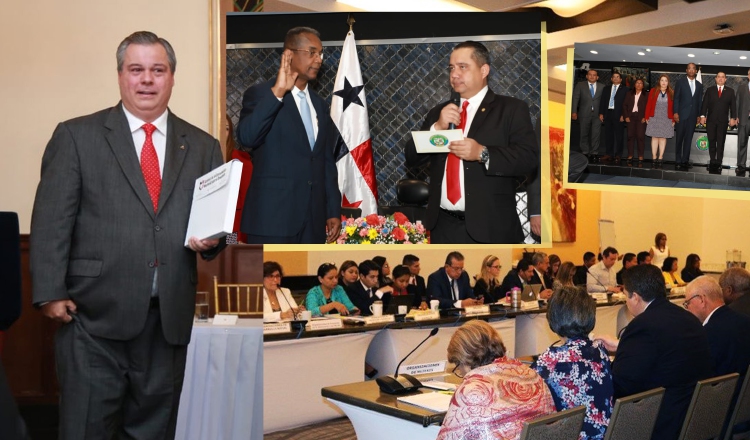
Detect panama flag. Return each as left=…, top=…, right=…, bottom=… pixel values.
left=696, top=67, right=702, bottom=83
left=331, top=31, right=378, bottom=216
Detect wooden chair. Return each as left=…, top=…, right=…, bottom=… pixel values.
left=724, top=366, right=750, bottom=440
left=518, top=405, right=586, bottom=440
left=604, top=387, right=665, bottom=440
left=213, top=276, right=263, bottom=318
left=679, top=373, right=740, bottom=440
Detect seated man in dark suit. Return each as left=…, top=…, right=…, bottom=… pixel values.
left=596, top=264, right=713, bottom=440
left=426, top=252, right=482, bottom=309
left=403, top=254, right=427, bottom=308
left=573, top=251, right=596, bottom=286
left=720, top=267, right=750, bottom=318
left=499, top=258, right=535, bottom=297
left=345, top=260, right=393, bottom=316
left=636, top=250, right=652, bottom=265
left=530, top=252, right=553, bottom=299
left=616, top=252, right=637, bottom=285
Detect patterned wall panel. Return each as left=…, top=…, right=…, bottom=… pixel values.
left=228, top=38, right=541, bottom=243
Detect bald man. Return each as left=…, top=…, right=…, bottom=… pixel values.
left=685, top=276, right=750, bottom=377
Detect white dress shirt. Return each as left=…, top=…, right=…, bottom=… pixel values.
left=123, top=105, right=168, bottom=176
left=587, top=261, right=617, bottom=293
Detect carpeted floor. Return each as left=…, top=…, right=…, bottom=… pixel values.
left=264, top=417, right=356, bottom=440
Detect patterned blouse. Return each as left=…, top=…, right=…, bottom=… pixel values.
left=437, top=357, right=555, bottom=440
left=533, top=338, right=614, bottom=440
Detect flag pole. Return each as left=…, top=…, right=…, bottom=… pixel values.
left=347, top=13, right=355, bottom=32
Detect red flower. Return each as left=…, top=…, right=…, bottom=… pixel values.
left=365, top=213, right=380, bottom=226
left=392, top=227, right=406, bottom=241
left=393, top=212, right=409, bottom=225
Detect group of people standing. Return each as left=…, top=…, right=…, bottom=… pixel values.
left=573, top=63, right=750, bottom=172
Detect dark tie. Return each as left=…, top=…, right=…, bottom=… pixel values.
left=446, top=100, right=470, bottom=205
left=140, top=123, right=161, bottom=213
left=451, top=279, right=457, bottom=301
left=370, top=287, right=376, bottom=298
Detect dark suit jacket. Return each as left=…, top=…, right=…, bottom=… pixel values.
left=673, top=76, right=703, bottom=121
left=729, top=294, right=750, bottom=317
left=704, top=305, right=750, bottom=377
left=530, top=269, right=552, bottom=290
left=30, top=104, right=224, bottom=345
left=426, top=268, right=474, bottom=309
left=406, top=275, right=427, bottom=306
left=0, top=212, right=21, bottom=331
left=622, top=90, right=649, bottom=121
left=344, top=281, right=391, bottom=316
left=573, top=265, right=588, bottom=286
left=613, top=297, right=713, bottom=440
left=571, top=80, right=605, bottom=117
left=701, top=85, right=737, bottom=123
left=405, top=89, right=538, bottom=243
left=599, top=84, right=629, bottom=118
left=236, top=79, right=341, bottom=241
left=499, top=270, right=525, bottom=296
left=473, top=278, right=504, bottom=303
left=736, top=81, right=750, bottom=124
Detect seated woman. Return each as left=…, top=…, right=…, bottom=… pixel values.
left=338, top=260, right=359, bottom=288
left=305, top=263, right=359, bottom=317
left=547, top=254, right=561, bottom=282
left=533, top=286, right=614, bottom=440
left=552, top=261, right=577, bottom=290
left=473, top=255, right=504, bottom=303
left=263, top=261, right=303, bottom=322
left=438, top=320, right=555, bottom=440
left=662, top=256, right=686, bottom=288
left=372, top=256, right=393, bottom=287
left=681, top=254, right=704, bottom=283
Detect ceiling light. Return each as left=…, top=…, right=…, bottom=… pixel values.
left=590, top=50, right=598, bottom=54
left=336, top=0, right=481, bottom=11
left=637, top=52, right=645, bottom=56
left=645, top=49, right=652, bottom=52
left=714, top=51, right=721, bottom=55
left=528, top=0, right=607, bottom=18
left=688, top=54, right=695, bottom=58
left=741, top=56, right=748, bottom=60
left=554, top=64, right=567, bottom=71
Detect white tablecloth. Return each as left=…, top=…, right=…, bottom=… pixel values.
left=365, top=319, right=517, bottom=377
left=264, top=332, right=374, bottom=433
left=176, top=320, right=263, bottom=440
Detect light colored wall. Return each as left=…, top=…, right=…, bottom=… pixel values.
left=0, top=0, right=210, bottom=233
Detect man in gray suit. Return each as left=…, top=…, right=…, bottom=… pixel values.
left=571, top=69, right=604, bottom=159
left=30, top=31, right=224, bottom=439
left=736, top=68, right=750, bottom=173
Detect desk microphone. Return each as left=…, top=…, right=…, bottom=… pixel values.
left=448, top=91, right=461, bottom=130
left=586, top=266, right=610, bottom=293
left=278, top=288, right=297, bottom=320
left=376, top=327, right=439, bottom=394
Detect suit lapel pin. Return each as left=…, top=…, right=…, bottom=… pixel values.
left=180, top=145, right=185, bottom=150
left=481, top=108, right=486, bottom=112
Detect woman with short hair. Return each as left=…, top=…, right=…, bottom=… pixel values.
left=533, top=286, right=614, bottom=440
left=262, top=261, right=302, bottom=321
left=437, top=320, right=554, bottom=440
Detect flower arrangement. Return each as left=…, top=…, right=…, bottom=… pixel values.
left=336, top=212, right=428, bottom=244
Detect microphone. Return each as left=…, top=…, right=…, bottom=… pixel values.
left=586, top=266, right=610, bottom=293
left=448, top=91, right=461, bottom=130
left=278, top=287, right=297, bottom=320
left=376, top=327, right=439, bottom=394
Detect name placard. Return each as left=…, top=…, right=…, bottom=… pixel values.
left=414, top=311, right=441, bottom=321
left=363, top=315, right=396, bottom=325
left=213, top=314, right=239, bottom=326
left=308, top=319, right=344, bottom=331
left=399, top=361, right=447, bottom=376
left=464, top=305, right=490, bottom=316
left=263, top=322, right=291, bottom=334
left=520, top=301, right=540, bottom=310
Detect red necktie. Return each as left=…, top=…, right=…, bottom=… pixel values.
left=446, top=101, right=470, bottom=205
left=141, top=123, right=161, bottom=213
left=719, top=87, right=722, bottom=98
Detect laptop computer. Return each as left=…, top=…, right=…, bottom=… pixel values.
left=521, top=284, right=542, bottom=302
left=385, top=294, right=415, bottom=315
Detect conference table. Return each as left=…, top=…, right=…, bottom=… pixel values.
left=175, top=319, right=263, bottom=440
left=263, top=297, right=640, bottom=434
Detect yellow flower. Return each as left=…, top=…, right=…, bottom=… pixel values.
left=368, top=228, right=378, bottom=240
left=362, top=239, right=371, bottom=244
left=345, top=225, right=356, bottom=236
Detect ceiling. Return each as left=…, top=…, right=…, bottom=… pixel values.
left=261, top=0, right=750, bottom=103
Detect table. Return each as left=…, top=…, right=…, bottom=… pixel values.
left=322, top=373, right=458, bottom=440
left=175, top=320, right=263, bottom=440
left=264, top=332, right=374, bottom=433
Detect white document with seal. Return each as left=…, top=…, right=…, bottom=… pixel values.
left=184, top=159, right=243, bottom=246
left=411, top=129, right=464, bottom=153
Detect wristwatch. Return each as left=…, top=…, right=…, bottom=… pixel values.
left=479, top=146, right=489, bottom=164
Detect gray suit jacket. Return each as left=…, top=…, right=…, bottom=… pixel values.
left=30, top=104, right=224, bottom=345
left=571, top=80, right=604, bottom=118
left=737, top=81, right=750, bottom=124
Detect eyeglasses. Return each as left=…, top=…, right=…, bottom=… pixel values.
left=683, top=294, right=703, bottom=309
left=448, top=266, right=465, bottom=272
left=265, top=273, right=281, bottom=279
left=490, top=265, right=502, bottom=270
left=452, top=363, right=465, bottom=379
left=290, top=48, right=324, bottom=61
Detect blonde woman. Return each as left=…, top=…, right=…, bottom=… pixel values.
left=473, top=255, right=504, bottom=303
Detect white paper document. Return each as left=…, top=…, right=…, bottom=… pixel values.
left=411, top=129, right=464, bottom=153
left=184, top=160, right=243, bottom=246
left=397, top=392, right=453, bottom=412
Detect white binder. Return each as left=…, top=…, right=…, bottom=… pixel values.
left=184, top=159, right=243, bottom=246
